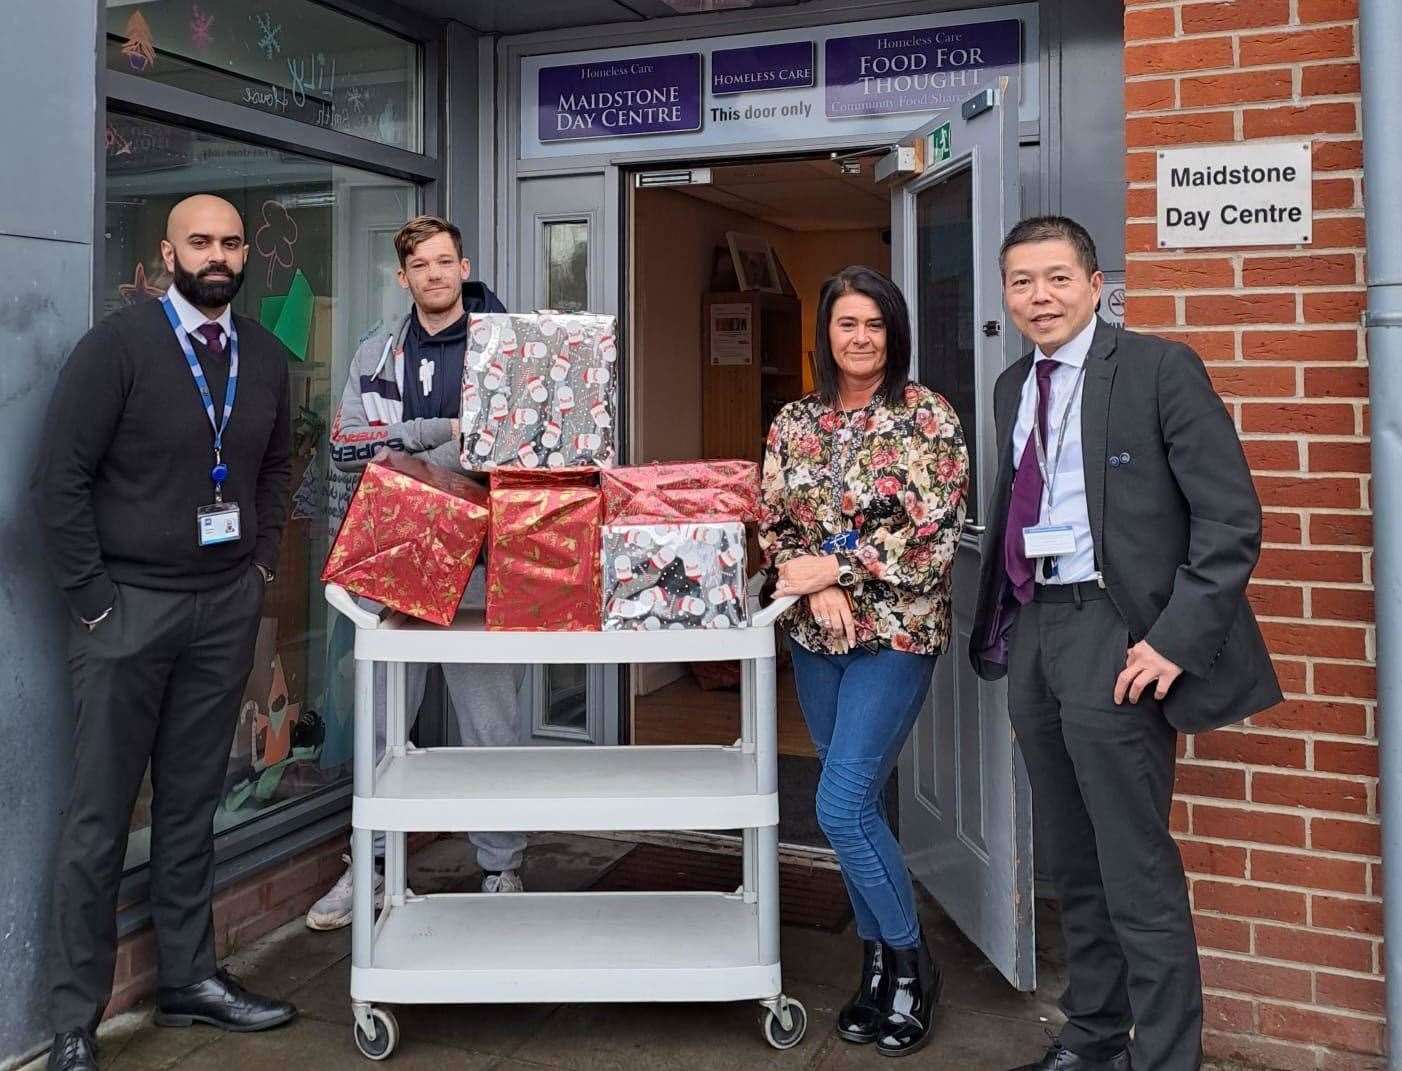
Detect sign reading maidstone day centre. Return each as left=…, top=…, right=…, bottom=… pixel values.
left=1157, top=142, right=1313, bottom=249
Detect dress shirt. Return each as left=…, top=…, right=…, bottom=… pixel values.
left=165, top=283, right=233, bottom=350
left=1009, top=314, right=1097, bottom=584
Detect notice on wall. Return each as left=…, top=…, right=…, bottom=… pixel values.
left=1098, top=271, right=1125, bottom=329
left=539, top=53, right=703, bottom=142
left=709, top=303, right=754, bottom=366
left=1156, top=142, right=1312, bottom=249
left=712, top=41, right=815, bottom=96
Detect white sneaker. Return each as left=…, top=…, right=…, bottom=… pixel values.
left=305, top=854, right=384, bottom=931
left=481, top=870, right=524, bottom=894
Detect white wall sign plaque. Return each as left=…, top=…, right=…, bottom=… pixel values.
left=1156, top=142, right=1312, bottom=249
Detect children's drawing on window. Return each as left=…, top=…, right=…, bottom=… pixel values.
left=120, top=10, right=157, bottom=73
left=191, top=6, right=214, bottom=50
left=252, top=12, right=282, bottom=60
left=118, top=261, right=166, bottom=306
left=254, top=200, right=300, bottom=288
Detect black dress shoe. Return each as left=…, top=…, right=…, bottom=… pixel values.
left=48, top=1031, right=97, bottom=1071
left=1009, top=1041, right=1132, bottom=1071
left=875, top=936, right=943, bottom=1057
left=154, top=969, right=297, bottom=1032
left=836, top=939, right=890, bottom=1044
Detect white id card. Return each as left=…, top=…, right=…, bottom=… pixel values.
left=197, top=502, right=242, bottom=547
left=1022, top=524, right=1077, bottom=558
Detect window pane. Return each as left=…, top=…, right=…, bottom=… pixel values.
left=107, top=113, right=419, bottom=868
left=544, top=665, right=588, bottom=733
left=545, top=221, right=589, bottom=313
left=105, top=0, right=421, bottom=151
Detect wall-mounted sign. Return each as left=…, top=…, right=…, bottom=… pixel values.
left=1098, top=270, right=1125, bottom=329
left=1156, top=142, right=1312, bottom=249
left=931, top=122, right=952, bottom=164
left=825, top=19, right=1022, bottom=119
left=539, top=53, right=703, bottom=143
left=712, top=41, right=815, bottom=96
left=709, top=302, right=753, bottom=365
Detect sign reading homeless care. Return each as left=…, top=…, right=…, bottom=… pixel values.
left=540, top=53, right=703, bottom=142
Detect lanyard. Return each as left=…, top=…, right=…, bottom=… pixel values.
left=1030, top=363, right=1086, bottom=510
left=161, top=295, right=239, bottom=501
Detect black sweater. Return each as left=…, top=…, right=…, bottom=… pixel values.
left=33, top=300, right=292, bottom=620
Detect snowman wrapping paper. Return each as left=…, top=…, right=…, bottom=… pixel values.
left=602, top=522, right=748, bottom=632
left=461, top=312, right=618, bottom=471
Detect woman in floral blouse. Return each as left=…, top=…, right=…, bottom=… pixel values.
left=759, top=265, right=968, bottom=1057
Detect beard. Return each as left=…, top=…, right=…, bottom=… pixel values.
left=172, top=257, right=244, bottom=309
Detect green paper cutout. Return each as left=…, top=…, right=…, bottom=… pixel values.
left=259, top=269, right=315, bottom=360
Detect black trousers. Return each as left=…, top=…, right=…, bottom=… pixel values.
left=50, top=569, right=263, bottom=1033
left=1008, top=591, right=1202, bottom=1071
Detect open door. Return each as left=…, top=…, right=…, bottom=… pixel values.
left=887, top=81, right=1035, bottom=990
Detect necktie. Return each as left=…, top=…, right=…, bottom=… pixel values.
left=195, top=322, right=224, bottom=356
left=1004, top=359, right=1060, bottom=605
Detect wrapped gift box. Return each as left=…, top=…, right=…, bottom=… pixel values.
left=321, top=453, right=489, bottom=626
left=461, top=312, right=618, bottom=471
left=603, top=522, right=748, bottom=632
left=601, top=460, right=760, bottom=525
left=487, top=468, right=603, bottom=631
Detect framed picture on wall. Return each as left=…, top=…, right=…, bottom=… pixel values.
left=726, top=231, right=783, bottom=294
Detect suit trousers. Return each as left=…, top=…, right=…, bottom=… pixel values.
left=1007, top=592, right=1202, bottom=1071
left=50, top=569, right=264, bottom=1033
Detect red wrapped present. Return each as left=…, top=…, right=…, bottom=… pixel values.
left=321, top=454, right=489, bottom=626
left=487, top=468, right=603, bottom=631
left=600, top=460, right=760, bottom=524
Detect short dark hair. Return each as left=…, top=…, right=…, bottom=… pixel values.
left=813, top=266, right=913, bottom=408
left=998, top=215, right=1099, bottom=279
left=394, top=214, right=465, bottom=267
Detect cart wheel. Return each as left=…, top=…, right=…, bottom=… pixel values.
left=762, top=999, right=807, bottom=1050
left=353, top=1006, right=399, bottom=1061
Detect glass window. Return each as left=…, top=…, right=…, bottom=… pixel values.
left=544, top=220, right=589, bottom=313
left=105, top=0, right=421, bottom=151
left=106, top=113, right=419, bottom=868
left=542, top=665, right=588, bottom=734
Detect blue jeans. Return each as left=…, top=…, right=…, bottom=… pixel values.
left=790, top=642, right=937, bottom=949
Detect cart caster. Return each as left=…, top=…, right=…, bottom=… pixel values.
left=353, top=1006, right=399, bottom=1061
left=761, top=997, right=807, bottom=1050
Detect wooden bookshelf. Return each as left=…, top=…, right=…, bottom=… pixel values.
left=701, top=290, right=804, bottom=463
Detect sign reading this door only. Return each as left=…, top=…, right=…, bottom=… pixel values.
left=1156, top=142, right=1312, bottom=249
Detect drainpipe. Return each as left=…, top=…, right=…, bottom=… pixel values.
left=1359, top=0, right=1402, bottom=1059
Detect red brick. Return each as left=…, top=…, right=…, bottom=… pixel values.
left=1252, top=849, right=1368, bottom=893
left=1180, top=838, right=1249, bottom=877
left=1127, top=256, right=1235, bottom=289
left=1318, top=1050, right=1389, bottom=1071
left=1304, top=62, right=1362, bottom=97
left=1316, top=741, right=1378, bottom=778
left=1273, top=658, right=1308, bottom=692
left=1126, top=111, right=1236, bottom=148
left=1201, top=953, right=1312, bottom=1000
left=1242, top=403, right=1355, bottom=435
left=1258, top=1002, right=1383, bottom=1054
left=1203, top=991, right=1255, bottom=1033
left=1256, top=923, right=1375, bottom=971
left=1156, top=329, right=1237, bottom=359
left=1313, top=894, right=1383, bottom=935
left=1125, top=78, right=1175, bottom=111
left=1187, top=294, right=1296, bottom=326
left=1126, top=294, right=1177, bottom=326
left=1314, top=177, right=1360, bottom=211
left=1261, top=511, right=1304, bottom=543
left=1315, top=662, right=1376, bottom=699
left=1312, top=511, right=1372, bottom=546
left=1252, top=771, right=1370, bottom=814
left=1260, top=621, right=1367, bottom=659
left=1193, top=803, right=1307, bottom=846
left=1311, top=586, right=1374, bottom=621
left=1195, top=879, right=1306, bottom=923
left=1242, top=328, right=1360, bottom=361
left=1251, top=699, right=1368, bottom=735
left=1209, top=366, right=1296, bottom=398
left=1244, top=102, right=1358, bottom=139
left=1127, top=151, right=1158, bottom=182
left=1180, top=68, right=1293, bottom=107
left=1244, top=254, right=1357, bottom=288
left=1313, top=216, right=1367, bottom=248
left=1182, top=0, right=1290, bottom=32
left=1125, top=7, right=1177, bottom=40
left=1318, top=973, right=1385, bottom=1016
left=1300, top=0, right=1359, bottom=22
left=1314, top=138, right=1365, bottom=170
left=1240, top=27, right=1356, bottom=66
left=1126, top=185, right=1157, bottom=219
left=1171, top=798, right=1190, bottom=833
left=1309, top=443, right=1373, bottom=475
left=1304, top=290, right=1365, bottom=323
left=1195, top=913, right=1253, bottom=953
left=1256, top=548, right=1364, bottom=581
left=1194, top=730, right=1307, bottom=768
left=1305, top=365, right=1369, bottom=398
left=1126, top=37, right=1237, bottom=76
left=1247, top=581, right=1304, bottom=617
left=1204, top=1032, right=1317, bottom=1071
left=1126, top=222, right=1158, bottom=254
left=1242, top=440, right=1302, bottom=472
left=1313, top=818, right=1381, bottom=857
left=1176, top=761, right=1247, bottom=800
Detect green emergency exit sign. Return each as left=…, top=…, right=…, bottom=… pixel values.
left=931, top=123, right=951, bottom=163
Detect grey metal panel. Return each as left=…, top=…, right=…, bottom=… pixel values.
left=445, top=22, right=485, bottom=261
left=0, top=234, right=93, bottom=1067
left=0, top=2, right=96, bottom=243
left=392, top=0, right=644, bottom=33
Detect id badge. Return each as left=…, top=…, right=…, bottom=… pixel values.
left=820, top=530, right=859, bottom=554
left=1022, top=524, right=1076, bottom=558
left=197, top=502, right=242, bottom=547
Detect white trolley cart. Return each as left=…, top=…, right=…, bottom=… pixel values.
left=324, top=584, right=806, bottom=1060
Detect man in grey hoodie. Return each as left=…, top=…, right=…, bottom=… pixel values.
left=308, top=215, right=525, bottom=931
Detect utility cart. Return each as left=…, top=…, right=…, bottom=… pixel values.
left=324, top=584, right=806, bottom=1060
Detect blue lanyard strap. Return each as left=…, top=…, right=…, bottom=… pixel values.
left=161, top=295, right=239, bottom=493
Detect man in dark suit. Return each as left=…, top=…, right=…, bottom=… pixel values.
left=969, top=216, right=1281, bottom=1071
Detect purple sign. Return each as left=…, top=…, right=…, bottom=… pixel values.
left=539, top=53, right=703, bottom=143
left=825, top=19, right=1022, bottom=120
left=711, top=41, right=815, bottom=96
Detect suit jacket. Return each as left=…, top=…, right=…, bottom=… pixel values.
left=968, top=317, right=1282, bottom=733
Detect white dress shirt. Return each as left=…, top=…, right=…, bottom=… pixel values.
left=165, top=283, right=233, bottom=350
left=1010, top=315, right=1098, bottom=584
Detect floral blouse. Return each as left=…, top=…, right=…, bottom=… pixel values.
left=759, top=383, right=969, bottom=656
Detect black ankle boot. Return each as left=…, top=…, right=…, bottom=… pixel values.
left=836, top=939, right=889, bottom=1044
left=876, top=935, right=942, bottom=1057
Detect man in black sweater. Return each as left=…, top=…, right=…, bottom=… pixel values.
left=34, top=195, right=296, bottom=1071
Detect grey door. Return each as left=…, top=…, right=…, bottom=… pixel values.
left=888, top=82, right=1035, bottom=990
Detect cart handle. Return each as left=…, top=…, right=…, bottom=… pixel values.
left=751, top=594, right=798, bottom=630
left=324, top=583, right=388, bottom=630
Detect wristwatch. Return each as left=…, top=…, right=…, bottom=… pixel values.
left=835, top=558, right=857, bottom=589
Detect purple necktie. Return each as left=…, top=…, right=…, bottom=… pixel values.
left=195, top=322, right=224, bottom=356
left=1004, top=359, right=1060, bottom=605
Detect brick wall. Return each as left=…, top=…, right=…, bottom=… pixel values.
left=1123, top=2, right=1379, bottom=1068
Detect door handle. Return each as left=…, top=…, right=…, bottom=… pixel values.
left=963, top=522, right=987, bottom=536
